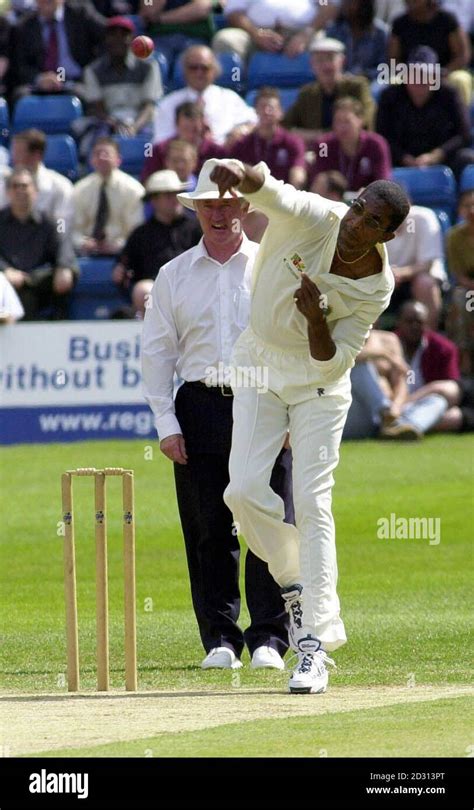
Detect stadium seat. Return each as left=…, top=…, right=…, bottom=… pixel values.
left=391, top=166, right=457, bottom=221
left=12, top=94, right=83, bottom=135
left=0, top=98, right=9, bottom=146
left=69, top=257, right=130, bottom=320
left=152, top=50, right=170, bottom=89
left=246, top=52, right=313, bottom=90
left=125, top=14, right=145, bottom=35
left=213, top=12, right=227, bottom=30
left=459, top=164, right=474, bottom=193
left=432, top=207, right=452, bottom=235
left=172, top=52, right=245, bottom=93
left=245, top=87, right=299, bottom=113
left=113, top=135, right=149, bottom=178
left=43, top=134, right=78, bottom=181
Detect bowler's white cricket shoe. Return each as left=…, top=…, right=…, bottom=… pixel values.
left=288, top=636, right=336, bottom=694
left=201, top=647, right=242, bottom=669
left=280, top=584, right=303, bottom=651
left=251, top=646, right=285, bottom=670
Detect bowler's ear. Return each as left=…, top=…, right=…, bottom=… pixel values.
left=379, top=231, right=396, bottom=244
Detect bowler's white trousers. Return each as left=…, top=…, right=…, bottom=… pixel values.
left=224, top=329, right=351, bottom=651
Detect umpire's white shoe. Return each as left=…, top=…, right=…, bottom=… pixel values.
left=288, top=636, right=336, bottom=694
left=201, top=647, right=242, bottom=669
left=251, top=646, right=285, bottom=670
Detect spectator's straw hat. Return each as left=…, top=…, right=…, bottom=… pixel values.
left=143, top=170, right=190, bottom=200
left=309, top=36, right=346, bottom=54
left=177, top=159, right=246, bottom=210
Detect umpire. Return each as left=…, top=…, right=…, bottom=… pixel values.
left=142, top=160, right=293, bottom=670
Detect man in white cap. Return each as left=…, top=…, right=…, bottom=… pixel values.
left=142, top=159, right=293, bottom=671
left=209, top=158, right=410, bottom=693
left=283, top=36, right=375, bottom=143
left=113, top=170, right=202, bottom=309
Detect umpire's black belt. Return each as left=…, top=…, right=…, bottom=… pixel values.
left=183, top=380, right=234, bottom=397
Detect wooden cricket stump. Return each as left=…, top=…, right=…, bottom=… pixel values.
left=61, top=468, right=137, bottom=692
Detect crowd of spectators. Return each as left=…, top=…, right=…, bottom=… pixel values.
left=0, top=0, right=473, bottom=433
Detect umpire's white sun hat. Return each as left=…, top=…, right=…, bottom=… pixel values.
left=177, top=158, right=247, bottom=210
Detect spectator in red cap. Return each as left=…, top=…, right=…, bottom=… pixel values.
left=75, top=14, right=163, bottom=162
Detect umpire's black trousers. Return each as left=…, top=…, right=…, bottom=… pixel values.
left=173, top=381, right=294, bottom=658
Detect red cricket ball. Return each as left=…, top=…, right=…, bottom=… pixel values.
left=131, top=35, right=154, bottom=59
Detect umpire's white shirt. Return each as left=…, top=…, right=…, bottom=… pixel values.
left=142, top=235, right=259, bottom=440
left=240, top=162, right=395, bottom=384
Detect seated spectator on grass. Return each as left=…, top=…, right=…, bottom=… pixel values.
left=113, top=169, right=201, bottom=301
left=140, top=0, right=215, bottom=73
left=231, top=87, right=306, bottom=187
left=72, top=136, right=144, bottom=256
left=0, top=271, right=25, bottom=323
left=376, top=46, right=474, bottom=180
left=388, top=0, right=472, bottom=106
left=0, top=168, right=77, bottom=320
left=163, top=138, right=198, bottom=188
left=326, top=0, right=388, bottom=81
left=152, top=45, right=257, bottom=146
left=282, top=36, right=375, bottom=145
left=310, top=169, right=348, bottom=201
left=0, top=129, right=74, bottom=235
left=445, top=189, right=474, bottom=375
left=77, top=15, right=162, bottom=160
left=384, top=300, right=463, bottom=438
left=385, top=202, right=445, bottom=329
left=308, top=96, right=391, bottom=192
left=212, top=0, right=333, bottom=63
left=343, top=329, right=411, bottom=439
left=9, top=0, right=105, bottom=101
left=141, top=101, right=225, bottom=183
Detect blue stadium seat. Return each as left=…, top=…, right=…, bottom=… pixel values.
left=213, top=12, right=227, bottom=30
left=245, top=87, right=299, bottom=113
left=69, top=257, right=130, bottom=320
left=246, top=52, right=313, bottom=90
left=172, top=52, right=245, bottom=93
left=432, top=207, right=452, bottom=236
left=125, top=14, right=145, bottom=36
left=391, top=166, right=457, bottom=221
left=0, top=98, right=9, bottom=146
left=152, top=50, right=170, bottom=89
left=43, top=134, right=78, bottom=181
left=113, top=135, right=149, bottom=178
left=459, top=164, right=474, bottom=193
left=12, top=94, right=83, bottom=135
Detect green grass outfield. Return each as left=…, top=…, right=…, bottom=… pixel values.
left=1, top=434, right=472, bottom=757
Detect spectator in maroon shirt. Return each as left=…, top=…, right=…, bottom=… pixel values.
left=384, top=300, right=463, bottom=437
left=230, top=87, right=307, bottom=188
left=141, top=101, right=226, bottom=183
left=308, top=97, right=392, bottom=192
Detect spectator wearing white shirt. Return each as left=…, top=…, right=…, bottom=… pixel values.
left=212, top=0, right=333, bottom=63
left=72, top=136, right=144, bottom=255
left=142, top=159, right=293, bottom=671
left=0, top=130, right=74, bottom=235
left=152, top=45, right=257, bottom=146
left=0, top=272, right=25, bottom=323
left=386, top=204, right=445, bottom=329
